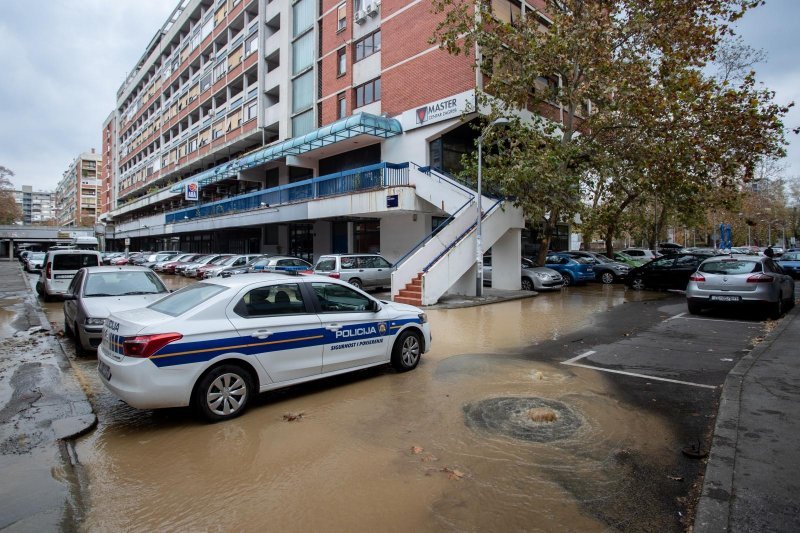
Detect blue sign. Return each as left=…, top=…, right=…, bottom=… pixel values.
left=719, top=223, right=732, bottom=249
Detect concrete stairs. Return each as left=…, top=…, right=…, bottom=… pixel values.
left=394, top=273, right=422, bottom=306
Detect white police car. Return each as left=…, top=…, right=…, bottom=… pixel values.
left=97, top=273, right=430, bottom=421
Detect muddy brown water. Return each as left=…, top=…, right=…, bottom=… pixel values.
left=29, top=273, right=675, bottom=531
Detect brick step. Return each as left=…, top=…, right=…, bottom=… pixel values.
left=394, top=295, right=422, bottom=306
left=398, top=288, right=421, bottom=298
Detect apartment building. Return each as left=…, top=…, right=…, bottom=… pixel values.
left=105, top=0, right=540, bottom=303
left=56, top=150, right=102, bottom=227
left=99, top=112, right=117, bottom=217
left=13, top=186, right=57, bottom=225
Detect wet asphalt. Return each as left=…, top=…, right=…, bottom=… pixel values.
left=13, top=269, right=794, bottom=531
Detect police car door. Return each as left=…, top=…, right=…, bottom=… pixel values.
left=310, top=281, right=391, bottom=373
left=225, top=282, right=323, bottom=382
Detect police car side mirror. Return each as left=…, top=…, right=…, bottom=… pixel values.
left=370, top=300, right=381, bottom=312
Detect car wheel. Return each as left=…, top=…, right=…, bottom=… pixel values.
left=391, top=330, right=422, bottom=372
left=600, top=271, right=615, bottom=284
left=786, top=289, right=796, bottom=310
left=194, top=364, right=253, bottom=422
left=631, top=277, right=646, bottom=291
left=349, top=278, right=363, bottom=290
left=521, top=277, right=534, bottom=291
left=74, top=323, right=87, bottom=357
left=64, top=321, right=74, bottom=338
left=562, top=273, right=573, bottom=287
left=687, top=301, right=703, bottom=315
left=768, top=297, right=783, bottom=320
left=36, top=282, right=43, bottom=296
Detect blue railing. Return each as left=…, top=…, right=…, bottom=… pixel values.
left=166, top=162, right=409, bottom=224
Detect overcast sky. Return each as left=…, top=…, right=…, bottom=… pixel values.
left=0, top=0, right=798, bottom=191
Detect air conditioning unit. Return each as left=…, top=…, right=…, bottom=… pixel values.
left=366, top=2, right=379, bottom=16
left=354, top=9, right=367, bottom=24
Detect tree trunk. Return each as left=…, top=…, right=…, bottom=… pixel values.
left=604, top=225, right=616, bottom=256
left=535, top=210, right=559, bottom=266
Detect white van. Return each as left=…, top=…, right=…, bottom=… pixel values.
left=37, top=249, right=103, bottom=301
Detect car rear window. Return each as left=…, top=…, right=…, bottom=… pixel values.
left=699, top=260, right=760, bottom=275
left=782, top=252, right=800, bottom=261
left=148, top=283, right=228, bottom=317
left=53, top=254, right=99, bottom=270
left=315, top=258, right=336, bottom=271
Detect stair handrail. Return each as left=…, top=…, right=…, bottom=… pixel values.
left=421, top=165, right=504, bottom=200
left=410, top=162, right=476, bottom=200
left=422, top=198, right=504, bottom=273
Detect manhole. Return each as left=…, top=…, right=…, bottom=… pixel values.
left=463, top=397, right=582, bottom=443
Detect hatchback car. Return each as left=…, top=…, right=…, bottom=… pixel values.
left=25, top=252, right=46, bottom=272
left=686, top=255, right=795, bottom=319
left=96, top=274, right=430, bottom=421
left=63, top=266, right=170, bottom=355
left=620, top=248, right=659, bottom=261
left=244, top=256, right=313, bottom=276
left=626, top=252, right=714, bottom=291
left=544, top=254, right=595, bottom=286
left=564, top=251, right=630, bottom=284
left=314, top=254, right=393, bottom=290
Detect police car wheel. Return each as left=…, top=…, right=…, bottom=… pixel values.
left=194, top=365, right=253, bottom=422
left=392, top=330, right=422, bottom=372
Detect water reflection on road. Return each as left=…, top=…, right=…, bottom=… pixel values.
left=29, top=273, right=675, bottom=531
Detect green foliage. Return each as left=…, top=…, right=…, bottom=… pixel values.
left=0, top=165, right=22, bottom=225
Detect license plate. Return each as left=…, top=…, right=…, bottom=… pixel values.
left=55, top=274, right=73, bottom=279
left=711, top=295, right=741, bottom=302
left=98, top=360, right=112, bottom=381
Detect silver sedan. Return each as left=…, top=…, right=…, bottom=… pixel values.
left=686, top=255, right=796, bottom=319
left=483, top=258, right=564, bottom=291
left=63, top=266, right=170, bottom=355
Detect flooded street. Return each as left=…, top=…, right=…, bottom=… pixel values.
left=29, top=272, right=711, bottom=531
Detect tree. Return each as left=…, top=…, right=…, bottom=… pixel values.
left=432, top=0, right=788, bottom=262
left=0, top=166, right=22, bottom=225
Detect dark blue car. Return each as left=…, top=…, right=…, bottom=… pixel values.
left=777, top=251, right=800, bottom=278
left=544, top=253, right=595, bottom=286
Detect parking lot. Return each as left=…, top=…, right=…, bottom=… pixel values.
left=27, top=270, right=788, bottom=531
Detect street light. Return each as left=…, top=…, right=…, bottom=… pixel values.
left=476, top=117, right=510, bottom=297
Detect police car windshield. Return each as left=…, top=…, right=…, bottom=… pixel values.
left=148, top=283, right=228, bottom=317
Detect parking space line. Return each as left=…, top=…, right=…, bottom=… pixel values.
left=562, top=350, right=596, bottom=365
left=665, top=312, right=686, bottom=321
left=561, top=360, right=718, bottom=389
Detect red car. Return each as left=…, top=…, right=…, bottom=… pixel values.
left=162, top=253, right=203, bottom=274
left=195, top=255, right=232, bottom=278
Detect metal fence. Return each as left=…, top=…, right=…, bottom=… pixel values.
left=166, top=162, right=409, bottom=224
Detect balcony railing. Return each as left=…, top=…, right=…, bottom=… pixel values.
left=165, top=162, right=409, bottom=224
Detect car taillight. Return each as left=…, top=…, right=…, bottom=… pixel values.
left=45, top=263, right=52, bottom=279
left=328, top=272, right=340, bottom=279
left=746, top=273, right=774, bottom=283
left=689, top=273, right=705, bottom=282
left=299, top=269, right=314, bottom=276
left=123, top=333, right=183, bottom=358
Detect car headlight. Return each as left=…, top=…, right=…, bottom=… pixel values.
left=418, top=313, right=427, bottom=324
left=534, top=272, right=548, bottom=279
left=85, top=318, right=105, bottom=326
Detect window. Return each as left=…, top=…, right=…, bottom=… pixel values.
left=246, top=33, right=258, bottom=55
left=292, top=31, right=314, bottom=74
left=337, top=93, right=346, bottom=119
left=200, top=73, right=212, bottom=92
left=246, top=100, right=258, bottom=121
left=337, top=3, right=347, bottom=31
left=355, top=78, right=380, bottom=108
left=337, top=48, right=346, bottom=76
left=293, top=0, right=315, bottom=36
left=150, top=284, right=228, bottom=317
left=312, top=282, right=373, bottom=312
left=292, top=70, right=314, bottom=112
left=213, top=62, right=227, bottom=81
left=234, top=283, right=306, bottom=317
left=292, top=110, right=314, bottom=136
left=188, top=138, right=198, bottom=153
left=354, top=30, right=381, bottom=62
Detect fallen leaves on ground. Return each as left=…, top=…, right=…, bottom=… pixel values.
left=411, top=445, right=424, bottom=454
left=282, top=412, right=305, bottom=422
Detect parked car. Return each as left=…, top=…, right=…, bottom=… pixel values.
left=482, top=256, right=564, bottom=291
left=620, top=248, right=659, bottom=262
left=625, top=252, right=713, bottom=291
left=159, top=253, right=203, bottom=275
left=140, top=252, right=181, bottom=269
left=564, top=251, right=630, bottom=284
left=686, top=255, right=795, bottom=319
left=25, top=252, right=46, bottom=272
left=102, top=252, right=123, bottom=265
left=96, top=274, right=431, bottom=421
left=63, top=266, right=170, bottom=355
left=544, top=253, right=595, bottom=286
left=657, top=242, right=685, bottom=255
left=313, top=254, right=393, bottom=290
left=153, top=253, right=195, bottom=273
left=242, top=256, right=313, bottom=276
left=174, top=254, right=219, bottom=276
left=611, top=252, right=646, bottom=268
left=777, top=251, right=800, bottom=278
left=202, top=254, right=263, bottom=278
left=194, top=255, right=235, bottom=279
left=184, top=255, right=230, bottom=278
left=36, top=249, right=103, bottom=301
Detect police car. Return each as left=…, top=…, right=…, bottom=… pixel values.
left=97, top=273, right=431, bottom=421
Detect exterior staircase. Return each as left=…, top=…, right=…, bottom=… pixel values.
left=394, top=273, right=423, bottom=306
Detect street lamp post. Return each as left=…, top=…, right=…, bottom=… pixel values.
left=476, top=118, right=509, bottom=297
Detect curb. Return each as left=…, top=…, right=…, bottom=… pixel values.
left=693, top=305, right=799, bottom=532
left=20, top=264, right=98, bottom=440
